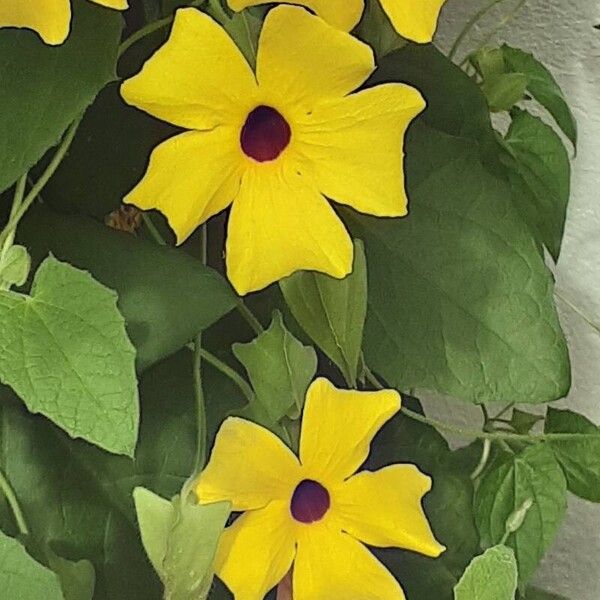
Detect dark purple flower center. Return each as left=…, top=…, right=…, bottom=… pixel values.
left=290, top=479, right=330, bottom=524
left=240, top=105, right=291, bottom=162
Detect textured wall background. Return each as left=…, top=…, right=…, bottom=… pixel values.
left=423, top=1, right=600, bottom=597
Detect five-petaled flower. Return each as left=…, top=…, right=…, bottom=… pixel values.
left=121, top=6, right=424, bottom=295
left=227, top=0, right=447, bottom=44
left=196, top=378, right=445, bottom=600
left=0, top=0, right=127, bottom=45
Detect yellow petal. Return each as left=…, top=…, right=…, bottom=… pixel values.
left=379, top=0, right=447, bottom=43
left=293, top=522, right=406, bottom=600
left=226, top=166, right=353, bottom=295
left=298, top=83, right=425, bottom=217
left=0, top=0, right=70, bottom=45
left=121, top=8, right=257, bottom=130
left=215, top=501, right=296, bottom=600
left=91, top=0, right=128, bottom=9
left=196, top=417, right=301, bottom=511
left=256, top=5, right=374, bottom=108
left=337, top=465, right=446, bottom=556
left=228, top=0, right=364, bottom=32
left=124, top=128, right=242, bottom=244
left=299, top=379, right=401, bottom=483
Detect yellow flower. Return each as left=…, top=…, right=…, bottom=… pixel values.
left=228, top=0, right=447, bottom=43
left=196, top=378, right=445, bottom=600
left=0, top=0, right=127, bottom=46
left=120, top=6, right=424, bottom=295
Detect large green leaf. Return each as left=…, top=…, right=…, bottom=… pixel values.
left=545, top=408, right=600, bottom=502
left=0, top=0, right=122, bottom=193
left=454, top=545, right=518, bottom=600
left=357, top=44, right=570, bottom=404
left=502, top=109, right=570, bottom=260
left=474, top=444, right=567, bottom=586
left=350, top=125, right=569, bottom=404
left=280, top=240, right=367, bottom=387
left=0, top=256, right=138, bottom=455
left=233, top=311, right=317, bottom=421
left=18, top=206, right=237, bottom=369
left=500, top=45, right=577, bottom=147
left=0, top=530, right=64, bottom=600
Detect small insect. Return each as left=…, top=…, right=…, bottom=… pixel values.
left=105, top=205, right=143, bottom=234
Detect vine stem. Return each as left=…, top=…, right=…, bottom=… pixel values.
left=470, top=438, right=492, bottom=480
left=187, top=343, right=255, bottom=403
left=0, top=118, right=80, bottom=249
left=363, top=367, right=599, bottom=443
left=0, top=469, right=29, bottom=536
left=555, top=290, right=600, bottom=336
left=236, top=298, right=264, bottom=335
left=448, top=0, right=511, bottom=60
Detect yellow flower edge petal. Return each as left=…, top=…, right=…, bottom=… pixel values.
left=256, top=5, right=374, bottom=108
left=228, top=0, right=364, bottom=32
left=299, top=378, right=401, bottom=483
left=123, top=129, right=242, bottom=244
left=293, top=523, right=407, bottom=600
left=121, top=7, right=257, bottom=130
left=91, top=0, right=128, bottom=9
left=225, top=167, right=353, bottom=296
left=298, top=83, right=425, bottom=217
left=0, top=0, right=71, bottom=45
left=379, top=0, right=447, bottom=44
left=215, top=501, right=296, bottom=600
left=337, top=464, right=446, bottom=556
left=196, top=417, right=301, bottom=511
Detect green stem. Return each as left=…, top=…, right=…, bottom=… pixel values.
left=193, top=333, right=207, bottom=471
left=448, top=0, right=509, bottom=60
left=0, top=469, right=29, bottom=536
left=1, top=175, right=27, bottom=259
left=0, top=118, right=81, bottom=249
left=188, top=343, right=255, bottom=403
left=470, top=438, right=491, bottom=480
left=142, top=213, right=167, bottom=246
left=236, top=299, right=264, bottom=335
left=363, top=367, right=598, bottom=443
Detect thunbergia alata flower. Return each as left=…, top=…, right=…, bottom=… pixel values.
left=228, top=0, right=448, bottom=44
left=120, top=6, right=424, bottom=295
left=196, top=378, right=445, bottom=600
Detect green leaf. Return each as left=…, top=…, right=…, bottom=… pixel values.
left=502, top=109, right=570, bottom=260
left=360, top=44, right=570, bottom=404
left=454, top=545, right=518, bottom=600
left=0, top=0, right=122, bottom=193
left=18, top=206, right=237, bottom=370
left=0, top=530, right=64, bottom=599
left=0, top=256, right=138, bottom=455
left=500, top=45, right=577, bottom=147
left=481, top=73, right=528, bottom=112
left=0, top=245, right=31, bottom=287
left=509, top=409, right=544, bottom=435
left=351, top=125, right=569, bottom=404
left=162, top=495, right=230, bottom=600
left=280, top=240, right=367, bottom=386
left=469, top=47, right=508, bottom=80
left=47, top=552, right=95, bottom=600
left=133, top=487, right=173, bottom=578
left=134, top=486, right=230, bottom=600
left=233, top=311, right=317, bottom=421
left=474, top=444, right=567, bottom=585
left=545, top=408, right=600, bottom=502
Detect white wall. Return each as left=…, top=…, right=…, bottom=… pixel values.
left=425, top=1, right=600, bottom=597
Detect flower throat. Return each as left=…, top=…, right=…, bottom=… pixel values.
left=240, top=105, right=291, bottom=162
